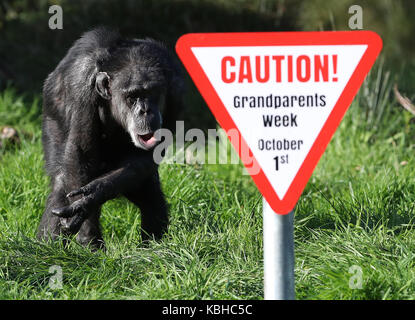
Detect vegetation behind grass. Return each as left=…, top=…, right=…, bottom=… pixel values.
left=1, top=62, right=415, bottom=299
left=1, top=0, right=414, bottom=130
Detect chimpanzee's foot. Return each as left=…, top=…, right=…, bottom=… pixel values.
left=76, top=215, right=105, bottom=251
left=76, top=234, right=105, bottom=251
left=36, top=211, right=63, bottom=242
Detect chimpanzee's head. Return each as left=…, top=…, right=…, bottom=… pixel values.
left=95, top=39, right=177, bottom=150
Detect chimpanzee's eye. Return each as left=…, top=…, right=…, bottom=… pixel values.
left=126, top=96, right=136, bottom=106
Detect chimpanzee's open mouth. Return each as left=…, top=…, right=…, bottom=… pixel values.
left=137, top=132, right=158, bottom=149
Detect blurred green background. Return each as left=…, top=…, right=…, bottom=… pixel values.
left=0, top=0, right=414, bottom=127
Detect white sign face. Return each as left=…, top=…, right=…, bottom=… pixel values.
left=176, top=32, right=382, bottom=213
left=192, top=45, right=366, bottom=199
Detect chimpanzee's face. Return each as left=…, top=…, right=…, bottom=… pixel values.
left=123, top=86, right=165, bottom=150
left=104, top=67, right=167, bottom=150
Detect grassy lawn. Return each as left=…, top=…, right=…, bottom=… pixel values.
left=1, top=65, right=415, bottom=299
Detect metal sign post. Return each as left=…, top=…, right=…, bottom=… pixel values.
left=263, top=198, right=295, bottom=300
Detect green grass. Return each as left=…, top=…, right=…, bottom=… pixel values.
left=1, top=64, right=415, bottom=299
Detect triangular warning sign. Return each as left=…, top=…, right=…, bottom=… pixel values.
left=176, top=31, right=382, bottom=214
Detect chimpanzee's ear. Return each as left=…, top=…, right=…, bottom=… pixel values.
left=95, top=72, right=111, bottom=100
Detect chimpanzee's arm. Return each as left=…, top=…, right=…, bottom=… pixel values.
left=52, top=153, right=157, bottom=233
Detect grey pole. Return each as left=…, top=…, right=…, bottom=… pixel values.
left=263, top=198, right=295, bottom=300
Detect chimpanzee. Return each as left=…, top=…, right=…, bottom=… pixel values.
left=36, top=27, right=183, bottom=249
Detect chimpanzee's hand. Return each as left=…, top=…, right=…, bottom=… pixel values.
left=51, top=182, right=103, bottom=233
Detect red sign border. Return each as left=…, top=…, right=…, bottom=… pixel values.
left=176, top=31, right=382, bottom=214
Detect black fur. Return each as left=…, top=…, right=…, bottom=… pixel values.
left=36, top=27, right=183, bottom=249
